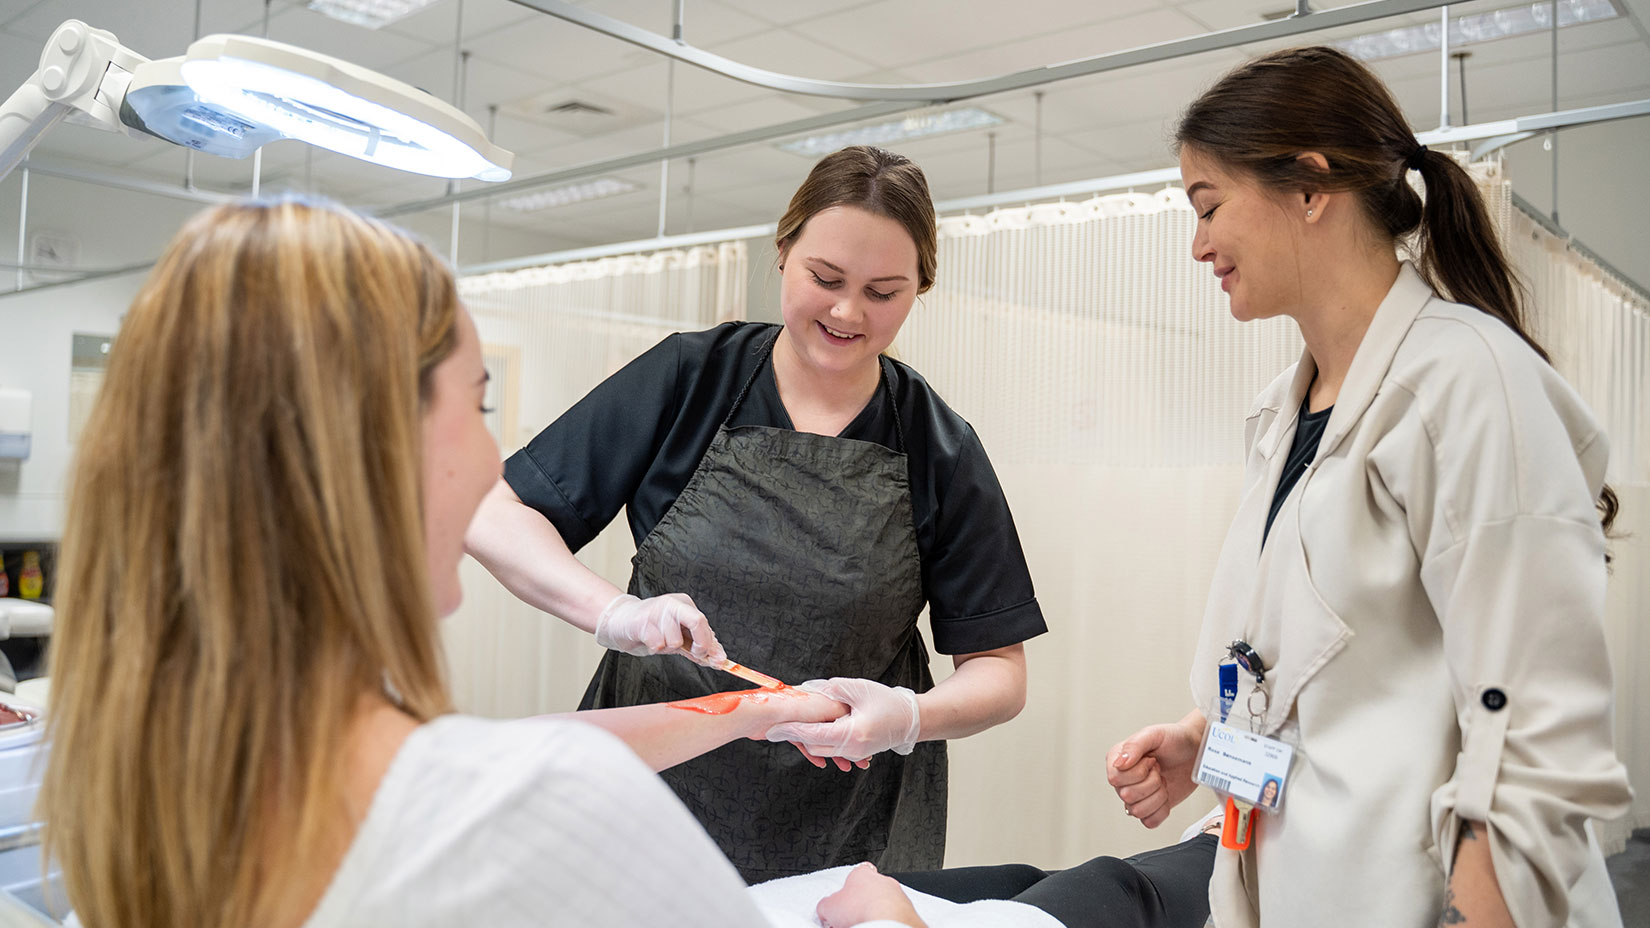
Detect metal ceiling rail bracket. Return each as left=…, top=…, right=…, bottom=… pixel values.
left=508, top=0, right=1452, bottom=102
left=458, top=98, right=1650, bottom=281
left=394, top=0, right=1453, bottom=218
left=1424, top=98, right=1650, bottom=155
left=7, top=95, right=1642, bottom=301
left=0, top=260, right=157, bottom=298
left=22, top=160, right=235, bottom=205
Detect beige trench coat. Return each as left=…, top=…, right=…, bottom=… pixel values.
left=1189, top=264, right=1633, bottom=928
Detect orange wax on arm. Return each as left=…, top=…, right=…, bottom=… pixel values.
left=666, top=687, right=805, bottom=715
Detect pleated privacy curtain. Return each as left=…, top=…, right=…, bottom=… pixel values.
left=447, top=163, right=1648, bottom=868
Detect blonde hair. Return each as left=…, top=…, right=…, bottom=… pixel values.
left=39, top=198, right=460, bottom=927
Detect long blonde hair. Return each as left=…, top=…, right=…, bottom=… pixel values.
left=39, top=198, right=459, bottom=927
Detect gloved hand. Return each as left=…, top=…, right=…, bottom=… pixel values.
left=594, top=593, right=726, bottom=667
left=764, top=677, right=921, bottom=761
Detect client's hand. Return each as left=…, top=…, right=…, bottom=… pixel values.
left=764, top=678, right=920, bottom=767
left=817, top=863, right=928, bottom=928
left=741, top=686, right=847, bottom=742
left=1106, top=709, right=1207, bottom=829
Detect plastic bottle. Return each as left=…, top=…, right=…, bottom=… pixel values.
left=18, top=551, right=41, bottom=600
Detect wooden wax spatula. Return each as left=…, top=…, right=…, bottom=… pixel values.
left=680, top=628, right=786, bottom=689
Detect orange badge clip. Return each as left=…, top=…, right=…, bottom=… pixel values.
left=1221, top=796, right=1256, bottom=850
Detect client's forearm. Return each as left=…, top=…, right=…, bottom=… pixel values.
left=542, top=688, right=835, bottom=772
left=558, top=701, right=749, bottom=771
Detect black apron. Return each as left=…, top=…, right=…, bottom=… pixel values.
left=579, top=330, right=945, bottom=881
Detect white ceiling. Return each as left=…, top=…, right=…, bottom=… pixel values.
left=3, top=0, right=1647, bottom=266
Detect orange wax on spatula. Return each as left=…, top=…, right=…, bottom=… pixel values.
left=711, top=658, right=785, bottom=689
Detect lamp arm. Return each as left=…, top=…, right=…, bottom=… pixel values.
left=0, top=79, right=71, bottom=182
left=0, top=20, right=149, bottom=186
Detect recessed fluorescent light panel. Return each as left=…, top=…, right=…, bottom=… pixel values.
left=777, top=108, right=1005, bottom=157
left=308, top=0, right=445, bottom=29
left=497, top=177, right=640, bottom=212
left=1334, top=0, right=1621, bottom=61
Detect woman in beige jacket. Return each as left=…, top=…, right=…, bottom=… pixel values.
left=1105, top=48, right=1633, bottom=928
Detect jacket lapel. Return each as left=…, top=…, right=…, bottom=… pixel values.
left=1316, top=262, right=1435, bottom=462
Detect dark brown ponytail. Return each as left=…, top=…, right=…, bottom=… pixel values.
left=1176, top=46, right=1618, bottom=538
left=1408, top=149, right=1541, bottom=359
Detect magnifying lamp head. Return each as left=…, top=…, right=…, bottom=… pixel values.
left=172, top=34, right=512, bottom=181
left=121, top=58, right=283, bottom=159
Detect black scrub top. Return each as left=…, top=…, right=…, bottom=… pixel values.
left=503, top=321, right=1046, bottom=655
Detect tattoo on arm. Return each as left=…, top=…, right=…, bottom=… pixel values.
left=1438, top=822, right=1478, bottom=926
left=1439, top=888, right=1467, bottom=926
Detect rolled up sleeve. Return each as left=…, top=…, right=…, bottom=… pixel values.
left=1394, top=325, right=1634, bottom=925
left=1421, top=515, right=1632, bottom=925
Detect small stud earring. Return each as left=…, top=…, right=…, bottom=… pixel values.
left=1306, top=209, right=1314, bottom=218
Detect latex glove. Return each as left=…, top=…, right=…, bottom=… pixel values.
left=764, top=677, right=921, bottom=761
left=594, top=593, right=726, bottom=667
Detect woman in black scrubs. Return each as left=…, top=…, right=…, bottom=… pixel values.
left=466, top=145, right=1046, bottom=881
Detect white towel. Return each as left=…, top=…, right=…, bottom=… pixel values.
left=748, top=865, right=1063, bottom=928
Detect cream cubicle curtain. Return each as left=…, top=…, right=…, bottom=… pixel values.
left=446, top=165, right=1649, bottom=869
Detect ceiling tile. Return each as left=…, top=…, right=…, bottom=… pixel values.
left=0, top=2, right=47, bottom=31
left=711, top=0, right=879, bottom=28
left=677, top=94, right=851, bottom=133
left=699, top=23, right=879, bottom=77
left=796, top=0, right=1165, bottom=72
left=570, top=0, right=768, bottom=47
left=668, top=65, right=773, bottom=118
left=30, top=119, right=172, bottom=167
left=464, top=13, right=654, bottom=85
left=259, top=6, right=440, bottom=71
left=3, top=0, right=208, bottom=50
left=1364, top=18, right=1641, bottom=82
left=896, top=7, right=1209, bottom=83
left=671, top=143, right=813, bottom=194
left=0, top=27, right=43, bottom=89
left=382, top=46, right=562, bottom=117
left=379, top=0, right=538, bottom=45
left=1385, top=40, right=1650, bottom=127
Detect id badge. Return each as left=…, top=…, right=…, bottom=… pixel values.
left=1194, top=716, right=1294, bottom=814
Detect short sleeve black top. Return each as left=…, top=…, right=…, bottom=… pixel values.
left=504, top=321, right=1046, bottom=655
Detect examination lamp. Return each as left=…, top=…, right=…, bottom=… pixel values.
left=0, top=20, right=513, bottom=186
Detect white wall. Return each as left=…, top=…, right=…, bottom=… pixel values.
left=0, top=271, right=142, bottom=541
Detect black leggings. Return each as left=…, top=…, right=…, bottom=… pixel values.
left=889, top=834, right=1216, bottom=928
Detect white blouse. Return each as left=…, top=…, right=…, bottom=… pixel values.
left=301, top=714, right=1057, bottom=928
